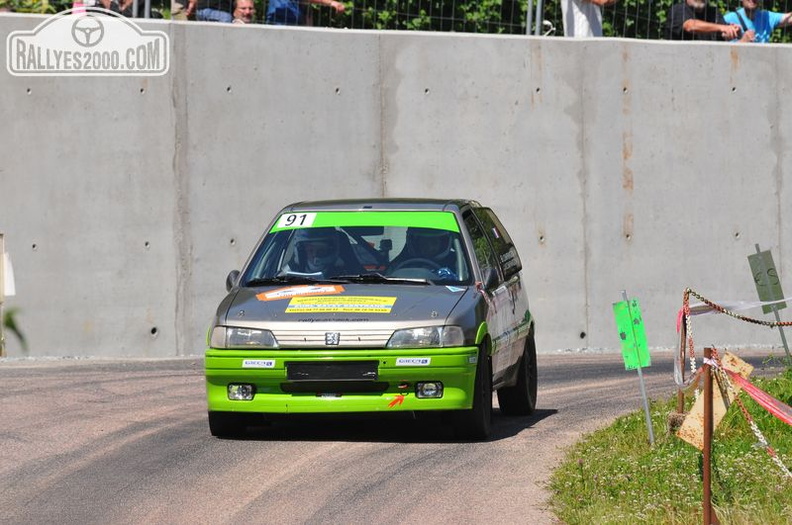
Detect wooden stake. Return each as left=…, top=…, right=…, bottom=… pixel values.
left=703, top=347, right=719, bottom=524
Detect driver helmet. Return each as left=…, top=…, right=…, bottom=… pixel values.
left=406, top=227, right=452, bottom=261
left=294, top=228, right=339, bottom=272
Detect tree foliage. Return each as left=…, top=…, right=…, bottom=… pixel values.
left=0, top=0, right=59, bottom=12
left=311, top=0, right=529, bottom=32
left=2, top=307, right=27, bottom=355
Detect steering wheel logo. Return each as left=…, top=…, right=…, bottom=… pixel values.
left=71, top=16, right=105, bottom=47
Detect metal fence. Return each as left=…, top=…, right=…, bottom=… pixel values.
left=14, top=0, right=790, bottom=42
left=301, top=0, right=792, bottom=41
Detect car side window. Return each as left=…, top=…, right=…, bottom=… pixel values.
left=473, top=208, right=523, bottom=280
left=463, top=211, right=501, bottom=285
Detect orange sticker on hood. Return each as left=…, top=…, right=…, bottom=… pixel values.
left=256, top=285, right=345, bottom=302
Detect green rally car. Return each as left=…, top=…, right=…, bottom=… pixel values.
left=205, top=199, right=537, bottom=440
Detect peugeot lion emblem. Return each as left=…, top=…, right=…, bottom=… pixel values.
left=325, top=332, right=341, bottom=346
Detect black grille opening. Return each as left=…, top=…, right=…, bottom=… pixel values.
left=281, top=381, right=389, bottom=394
left=286, top=361, right=378, bottom=382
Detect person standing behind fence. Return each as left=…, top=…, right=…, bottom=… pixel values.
left=665, top=0, right=749, bottom=40
left=96, top=0, right=133, bottom=16
left=190, top=0, right=233, bottom=22
left=265, top=0, right=345, bottom=25
left=561, top=0, right=618, bottom=37
left=724, top=0, right=792, bottom=42
left=233, top=0, right=256, bottom=22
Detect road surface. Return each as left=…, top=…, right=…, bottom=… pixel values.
left=0, top=350, right=783, bottom=524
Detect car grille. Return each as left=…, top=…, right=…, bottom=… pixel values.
left=286, top=361, right=378, bottom=381
left=272, top=328, right=394, bottom=349
left=281, top=381, right=389, bottom=393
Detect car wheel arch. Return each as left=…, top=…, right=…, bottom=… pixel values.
left=474, top=322, right=489, bottom=349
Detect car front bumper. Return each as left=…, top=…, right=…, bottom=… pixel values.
left=205, top=346, right=479, bottom=414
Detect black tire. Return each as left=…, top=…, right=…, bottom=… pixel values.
left=453, top=345, right=492, bottom=441
left=497, top=336, right=537, bottom=416
left=208, top=411, right=247, bottom=438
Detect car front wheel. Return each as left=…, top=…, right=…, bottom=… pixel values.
left=497, top=336, right=537, bottom=416
left=453, top=345, right=492, bottom=441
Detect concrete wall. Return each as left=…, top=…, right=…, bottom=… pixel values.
left=1, top=15, right=789, bottom=357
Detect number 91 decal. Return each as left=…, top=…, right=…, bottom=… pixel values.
left=277, top=213, right=317, bottom=229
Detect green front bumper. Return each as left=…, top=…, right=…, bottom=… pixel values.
left=205, top=346, right=479, bottom=414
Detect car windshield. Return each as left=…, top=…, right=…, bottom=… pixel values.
left=240, top=211, right=473, bottom=286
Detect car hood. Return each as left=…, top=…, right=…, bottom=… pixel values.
left=220, top=283, right=471, bottom=328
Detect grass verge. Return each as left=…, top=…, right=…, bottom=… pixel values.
left=549, top=367, right=792, bottom=524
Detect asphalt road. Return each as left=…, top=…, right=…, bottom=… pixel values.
left=0, top=350, right=784, bottom=525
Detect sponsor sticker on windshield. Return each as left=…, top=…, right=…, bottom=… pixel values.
left=257, top=285, right=344, bottom=302
left=285, top=295, right=396, bottom=313
left=269, top=211, right=460, bottom=232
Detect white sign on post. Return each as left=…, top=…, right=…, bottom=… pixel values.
left=3, top=252, right=15, bottom=297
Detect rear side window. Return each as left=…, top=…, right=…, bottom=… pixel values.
left=473, top=208, right=522, bottom=280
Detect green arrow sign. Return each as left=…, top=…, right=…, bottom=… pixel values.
left=613, top=298, right=650, bottom=370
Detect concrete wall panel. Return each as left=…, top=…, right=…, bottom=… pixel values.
left=2, top=16, right=178, bottom=356
left=582, top=39, right=785, bottom=350
left=380, top=34, right=590, bottom=353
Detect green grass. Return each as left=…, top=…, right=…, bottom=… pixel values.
left=549, top=369, right=792, bottom=524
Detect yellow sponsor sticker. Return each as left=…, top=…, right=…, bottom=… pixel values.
left=286, top=295, right=397, bottom=313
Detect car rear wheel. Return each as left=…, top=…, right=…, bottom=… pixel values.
left=453, top=345, right=492, bottom=441
left=208, top=411, right=247, bottom=438
left=497, top=336, right=537, bottom=416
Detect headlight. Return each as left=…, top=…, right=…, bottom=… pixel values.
left=211, top=326, right=279, bottom=349
left=386, top=326, right=464, bottom=348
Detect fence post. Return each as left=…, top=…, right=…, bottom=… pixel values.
left=702, top=347, right=719, bottom=524
left=677, top=316, right=686, bottom=414
left=533, top=0, right=545, bottom=36
left=526, top=0, right=533, bottom=35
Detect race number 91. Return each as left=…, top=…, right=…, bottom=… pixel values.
left=277, top=213, right=317, bottom=229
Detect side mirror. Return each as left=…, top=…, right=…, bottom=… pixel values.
left=226, top=270, right=240, bottom=292
left=481, top=267, right=499, bottom=290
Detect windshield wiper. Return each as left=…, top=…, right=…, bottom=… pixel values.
left=245, top=274, right=346, bottom=286
left=332, top=273, right=429, bottom=285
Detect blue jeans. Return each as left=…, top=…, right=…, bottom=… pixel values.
left=196, top=8, right=233, bottom=22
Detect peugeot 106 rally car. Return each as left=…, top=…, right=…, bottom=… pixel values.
left=205, top=199, right=537, bottom=441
